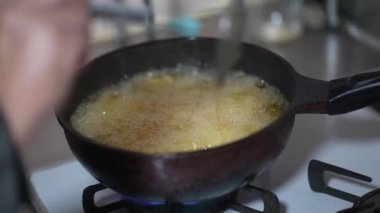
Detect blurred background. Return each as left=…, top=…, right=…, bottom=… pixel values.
left=25, top=0, right=380, bottom=171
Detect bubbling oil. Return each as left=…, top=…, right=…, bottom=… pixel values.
left=71, top=68, right=287, bottom=154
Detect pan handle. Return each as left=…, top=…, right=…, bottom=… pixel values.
left=328, top=70, right=380, bottom=115
left=294, top=70, right=380, bottom=115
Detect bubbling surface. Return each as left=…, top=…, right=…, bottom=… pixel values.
left=71, top=68, right=287, bottom=154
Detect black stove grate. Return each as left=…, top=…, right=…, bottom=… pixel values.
left=308, top=159, right=380, bottom=213
left=82, top=183, right=280, bottom=213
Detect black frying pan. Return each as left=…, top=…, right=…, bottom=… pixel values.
left=57, top=37, right=380, bottom=203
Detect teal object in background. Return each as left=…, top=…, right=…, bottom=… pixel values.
left=169, top=15, right=201, bottom=37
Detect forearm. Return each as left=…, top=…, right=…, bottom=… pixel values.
left=0, top=108, right=22, bottom=212
left=0, top=108, right=40, bottom=212
left=0, top=93, right=46, bottom=146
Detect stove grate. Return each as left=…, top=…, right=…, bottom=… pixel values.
left=308, top=159, right=380, bottom=213
left=82, top=183, right=280, bottom=213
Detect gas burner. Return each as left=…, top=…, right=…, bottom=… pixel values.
left=82, top=183, right=280, bottom=213
left=308, top=160, right=380, bottom=213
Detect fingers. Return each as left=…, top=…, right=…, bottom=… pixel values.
left=0, top=0, right=89, bottom=145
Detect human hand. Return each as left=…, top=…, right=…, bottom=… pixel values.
left=0, top=0, right=88, bottom=146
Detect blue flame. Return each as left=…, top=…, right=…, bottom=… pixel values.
left=122, top=195, right=201, bottom=206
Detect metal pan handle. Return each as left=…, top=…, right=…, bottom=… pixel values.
left=294, top=70, right=380, bottom=115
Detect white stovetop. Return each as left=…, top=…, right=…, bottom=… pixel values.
left=31, top=107, right=380, bottom=213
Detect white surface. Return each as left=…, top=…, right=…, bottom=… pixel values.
left=31, top=108, right=380, bottom=213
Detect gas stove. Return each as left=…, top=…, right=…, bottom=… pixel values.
left=78, top=159, right=380, bottom=213
left=82, top=182, right=279, bottom=212
left=31, top=108, right=380, bottom=212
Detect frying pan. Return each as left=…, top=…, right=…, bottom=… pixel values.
left=57, top=37, right=380, bottom=203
